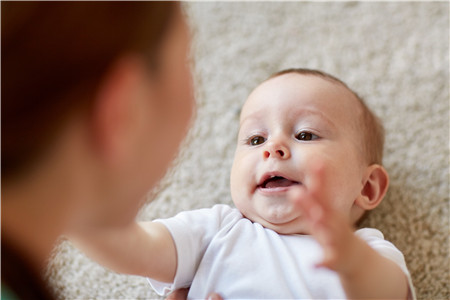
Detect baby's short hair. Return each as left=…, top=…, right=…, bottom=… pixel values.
left=269, top=68, right=385, bottom=165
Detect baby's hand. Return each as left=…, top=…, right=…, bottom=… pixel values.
left=289, top=163, right=360, bottom=275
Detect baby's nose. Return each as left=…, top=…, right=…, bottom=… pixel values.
left=263, top=142, right=290, bottom=159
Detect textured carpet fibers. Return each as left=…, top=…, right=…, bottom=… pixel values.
left=47, top=2, right=449, bottom=299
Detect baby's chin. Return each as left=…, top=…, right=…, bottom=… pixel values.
left=246, top=213, right=311, bottom=235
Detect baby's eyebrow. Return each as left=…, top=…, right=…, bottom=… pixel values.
left=293, top=108, right=337, bottom=129
left=240, top=111, right=263, bottom=126
left=240, top=108, right=337, bottom=130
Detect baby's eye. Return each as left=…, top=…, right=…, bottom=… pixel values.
left=295, top=131, right=319, bottom=141
left=249, top=135, right=266, bottom=146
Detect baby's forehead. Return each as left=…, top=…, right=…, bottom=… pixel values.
left=240, top=73, right=360, bottom=121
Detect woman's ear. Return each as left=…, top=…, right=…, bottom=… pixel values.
left=91, top=55, right=151, bottom=167
left=355, top=164, right=389, bottom=211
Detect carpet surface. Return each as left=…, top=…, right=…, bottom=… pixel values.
left=47, top=2, right=449, bottom=299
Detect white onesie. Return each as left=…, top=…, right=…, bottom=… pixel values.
left=148, top=204, right=415, bottom=299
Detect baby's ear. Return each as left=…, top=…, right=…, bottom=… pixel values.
left=355, top=164, right=389, bottom=211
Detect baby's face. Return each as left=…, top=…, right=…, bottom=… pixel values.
left=230, top=73, right=367, bottom=234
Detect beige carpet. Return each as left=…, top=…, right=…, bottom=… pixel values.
left=47, top=2, right=449, bottom=299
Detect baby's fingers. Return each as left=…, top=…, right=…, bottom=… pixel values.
left=288, top=186, right=323, bottom=226
left=303, top=160, right=330, bottom=210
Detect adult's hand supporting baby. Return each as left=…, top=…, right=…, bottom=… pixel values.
left=165, top=288, right=189, bottom=300
left=289, top=163, right=408, bottom=299
left=165, top=288, right=223, bottom=300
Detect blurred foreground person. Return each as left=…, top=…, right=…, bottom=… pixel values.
left=2, top=2, right=194, bottom=299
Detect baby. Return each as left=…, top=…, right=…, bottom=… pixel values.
left=73, top=69, right=415, bottom=299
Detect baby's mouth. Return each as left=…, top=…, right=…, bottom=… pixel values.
left=258, top=176, right=300, bottom=189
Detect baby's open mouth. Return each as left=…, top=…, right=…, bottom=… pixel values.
left=259, top=176, right=300, bottom=189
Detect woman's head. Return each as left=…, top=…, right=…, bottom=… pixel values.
left=2, top=2, right=194, bottom=227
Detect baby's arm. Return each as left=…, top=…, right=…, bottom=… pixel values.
left=69, top=221, right=177, bottom=283
left=290, top=167, right=409, bottom=299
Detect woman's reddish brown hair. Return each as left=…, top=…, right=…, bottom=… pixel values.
left=2, top=2, right=177, bottom=179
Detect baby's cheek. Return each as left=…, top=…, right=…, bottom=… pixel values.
left=230, top=167, right=246, bottom=199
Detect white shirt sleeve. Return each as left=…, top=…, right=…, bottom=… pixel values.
left=356, top=228, right=416, bottom=300
left=147, top=204, right=241, bottom=296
